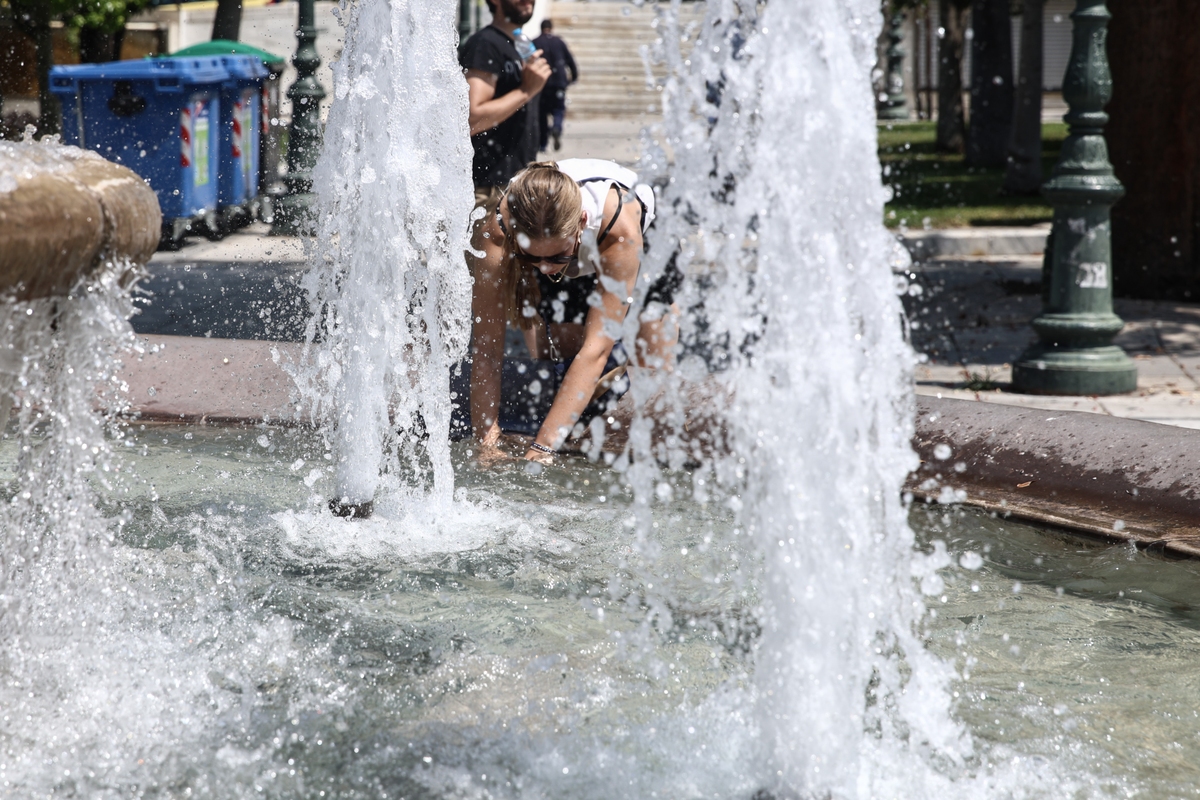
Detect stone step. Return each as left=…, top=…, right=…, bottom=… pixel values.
left=569, top=59, right=658, bottom=71
left=567, top=106, right=661, bottom=117
left=566, top=88, right=659, bottom=101
left=900, top=226, right=1050, bottom=259
left=550, top=0, right=704, bottom=122
left=567, top=105, right=662, bottom=117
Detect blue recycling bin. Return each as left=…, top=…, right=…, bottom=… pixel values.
left=212, top=55, right=268, bottom=223
left=50, top=57, right=229, bottom=244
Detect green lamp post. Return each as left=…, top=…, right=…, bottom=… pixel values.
left=1011, top=0, right=1136, bottom=395
left=459, top=0, right=473, bottom=44
left=878, top=11, right=909, bottom=121
left=273, top=0, right=327, bottom=235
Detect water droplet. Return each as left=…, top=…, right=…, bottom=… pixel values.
left=959, top=551, right=983, bottom=570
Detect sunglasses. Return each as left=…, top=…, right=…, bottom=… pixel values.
left=511, top=232, right=581, bottom=270
left=512, top=249, right=575, bottom=267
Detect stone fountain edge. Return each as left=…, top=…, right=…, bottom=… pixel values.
left=910, top=396, right=1200, bottom=558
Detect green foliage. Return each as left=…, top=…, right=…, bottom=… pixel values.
left=3, top=0, right=151, bottom=34
left=4, top=0, right=74, bottom=32
left=879, top=121, right=1068, bottom=228
left=63, top=0, right=152, bottom=35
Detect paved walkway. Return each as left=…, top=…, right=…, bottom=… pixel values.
left=906, top=255, right=1200, bottom=429
left=553, top=116, right=652, bottom=166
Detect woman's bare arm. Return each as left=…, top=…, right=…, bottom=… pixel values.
left=528, top=192, right=643, bottom=456
left=470, top=213, right=508, bottom=445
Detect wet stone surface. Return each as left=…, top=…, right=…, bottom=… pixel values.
left=133, top=260, right=310, bottom=342
left=902, top=255, right=1200, bottom=428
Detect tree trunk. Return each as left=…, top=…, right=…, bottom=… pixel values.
left=936, top=0, right=969, bottom=153
left=212, top=0, right=244, bottom=41
left=1108, top=0, right=1200, bottom=300
left=965, top=0, right=1014, bottom=167
left=1003, top=0, right=1043, bottom=194
left=34, top=19, right=59, bottom=135
left=78, top=26, right=124, bottom=63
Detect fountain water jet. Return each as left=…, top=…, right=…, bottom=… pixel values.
left=629, top=0, right=973, bottom=792
left=296, top=0, right=978, bottom=789
left=292, top=0, right=474, bottom=516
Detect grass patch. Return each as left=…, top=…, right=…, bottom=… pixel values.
left=962, top=370, right=1004, bottom=392
left=879, top=121, right=1067, bottom=229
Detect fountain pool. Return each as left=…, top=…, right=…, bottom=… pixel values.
left=2, top=425, right=1200, bottom=797
left=4, top=0, right=1197, bottom=797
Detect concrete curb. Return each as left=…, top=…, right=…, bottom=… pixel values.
left=900, top=227, right=1049, bottom=260
left=117, top=335, right=301, bottom=424
left=909, top=396, right=1200, bottom=558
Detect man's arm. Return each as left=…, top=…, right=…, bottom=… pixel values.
left=466, top=56, right=551, bottom=136
left=563, top=42, right=578, bottom=84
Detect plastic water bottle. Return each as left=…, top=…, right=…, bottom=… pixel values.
left=513, top=28, right=536, bottom=63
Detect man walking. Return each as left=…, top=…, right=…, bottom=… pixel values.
left=533, top=19, right=578, bottom=152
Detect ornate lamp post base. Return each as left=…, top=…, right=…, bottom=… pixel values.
left=1013, top=343, right=1136, bottom=395
left=271, top=182, right=317, bottom=235
left=1011, top=0, right=1135, bottom=396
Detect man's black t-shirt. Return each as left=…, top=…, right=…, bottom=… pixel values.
left=459, top=26, right=539, bottom=188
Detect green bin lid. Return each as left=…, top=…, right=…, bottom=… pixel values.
left=171, top=39, right=285, bottom=65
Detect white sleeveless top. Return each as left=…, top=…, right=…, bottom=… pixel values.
left=555, top=158, right=655, bottom=278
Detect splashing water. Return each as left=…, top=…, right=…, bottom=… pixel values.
left=295, top=0, right=475, bottom=508
left=0, top=142, right=141, bottom=638
left=297, top=0, right=979, bottom=791
left=633, top=0, right=975, bottom=793
left=1, top=3, right=1163, bottom=798
left=0, top=275, right=136, bottom=635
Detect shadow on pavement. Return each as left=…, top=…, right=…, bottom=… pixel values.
left=133, top=260, right=310, bottom=342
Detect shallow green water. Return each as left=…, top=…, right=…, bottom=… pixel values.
left=3, top=425, right=1200, bottom=797
left=915, top=504, right=1200, bottom=797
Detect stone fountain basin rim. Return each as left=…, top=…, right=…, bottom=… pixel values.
left=910, top=395, right=1200, bottom=559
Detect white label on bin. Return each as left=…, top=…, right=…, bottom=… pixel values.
left=242, top=100, right=254, bottom=182
left=180, top=106, right=192, bottom=168
left=193, top=101, right=210, bottom=187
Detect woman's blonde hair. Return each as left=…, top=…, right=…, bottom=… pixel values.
left=503, top=162, right=584, bottom=329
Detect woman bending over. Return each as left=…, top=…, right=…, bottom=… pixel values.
left=469, top=159, right=678, bottom=463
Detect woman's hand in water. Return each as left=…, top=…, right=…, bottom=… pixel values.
left=474, top=433, right=535, bottom=468
left=474, top=424, right=509, bottom=467
left=476, top=443, right=513, bottom=468
left=525, top=447, right=554, bottom=466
